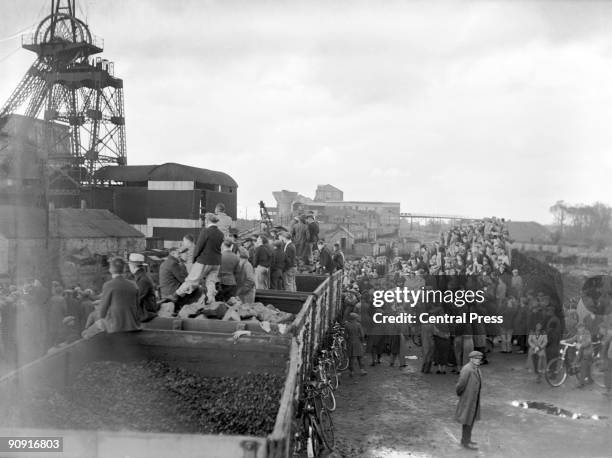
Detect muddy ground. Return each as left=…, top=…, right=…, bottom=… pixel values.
left=330, top=343, right=612, bottom=458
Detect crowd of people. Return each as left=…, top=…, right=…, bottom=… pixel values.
left=0, top=204, right=349, bottom=369
left=338, top=218, right=612, bottom=394
left=2, top=211, right=611, bottom=398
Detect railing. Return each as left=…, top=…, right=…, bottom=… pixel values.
left=21, top=33, right=104, bottom=51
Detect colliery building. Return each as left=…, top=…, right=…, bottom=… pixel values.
left=273, top=185, right=401, bottom=244
left=85, top=162, right=237, bottom=247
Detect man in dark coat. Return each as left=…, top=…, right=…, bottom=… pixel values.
left=455, top=350, right=483, bottom=450
left=306, top=214, right=319, bottom=265
left=270, top=240, right=286, bottom=290
left=291, top=215, right=310, bottom=266
left=98, top=257, right=141, bottom=333
left=332, top=243, right=345, bottom=271
left=217, top=241, right=240, bottom=301
left=128, top=253, right=158, bottom=322
left=159, top=248, right=188, bottom=299
left=280, top=232, right=297, bottom=292
left=317, top=239, right=335, bottom=274
left=176, top=213, right=225, bottom=304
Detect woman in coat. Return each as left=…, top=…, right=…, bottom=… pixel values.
left=344, top=312, right=367, bottom=376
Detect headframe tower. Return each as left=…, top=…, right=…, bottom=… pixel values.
left=0, top=0, right=126, bottom=205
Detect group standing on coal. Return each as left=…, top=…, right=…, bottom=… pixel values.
left=0, top=203, right=344, bottom=366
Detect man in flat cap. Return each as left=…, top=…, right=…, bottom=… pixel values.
left=455, top=350, right=483, bottom=450
left=98, top=257, right=141, bottom=333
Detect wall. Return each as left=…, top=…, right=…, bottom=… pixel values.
left=7, top=238, right=48, bottom=281
left=61, top=236, right=145, bottom=257
left=325, top=231, right=354, bottom=251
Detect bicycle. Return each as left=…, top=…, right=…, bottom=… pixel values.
left=545, top=340, right=604, bottom=388
left=314, top=354, right=337, bottom=411
left=293, top=381, right=335, bottom=457
left=330, top=324, right=349, bottom=371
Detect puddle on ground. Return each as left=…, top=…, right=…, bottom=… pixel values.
left=511, top=400, right=608, bottom=420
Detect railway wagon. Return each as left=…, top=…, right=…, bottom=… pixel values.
left=0, top=271, right=343, bottom=458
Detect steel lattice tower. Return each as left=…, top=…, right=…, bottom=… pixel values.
left=0, top=0, right=126, bottom=203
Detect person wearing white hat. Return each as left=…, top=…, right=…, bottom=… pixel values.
left=128, top=253, right=158, bottom=322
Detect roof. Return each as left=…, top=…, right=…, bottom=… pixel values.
left=316, top=184, right=343, bottom=193
left=326, top=225, right=355, bottom=239
left=0, top=206, right=144, bottom=239
left=95, top=162, right=238, bottom=188
left=506, top=221, right=551, bottom=243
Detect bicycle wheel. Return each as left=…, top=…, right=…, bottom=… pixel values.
left=326, top=361, right=339, bottom=390
left=545, top=357, right=567, bottom=387
left=308, top=417, right=326, bottom=457
left=315, top=407, right=335, bottom=449
left=591, top=355, right=606, bottom=388
left=321, top=385, right=336, bottom=412
left=336, top=346, right=349, bottom=371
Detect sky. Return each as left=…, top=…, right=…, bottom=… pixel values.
left=1, top=0, right=611, bottom=223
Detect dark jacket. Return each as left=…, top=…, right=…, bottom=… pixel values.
left=332, top=250, right=345, bottom=270
left=308, top=221, right=319, bottom=243
left=193, top=224, right=225, bottom=266
left=253, top=245, right=272, bottom=268
left=159, top=256, right=187, bottom=298
left=272, top=248, right=286, bottom=271
left=219, top=250, right=240, bottom=286
left=98, top=276, right=141, bottom=333
left=284, top=242, right=297, bottom=270
left=318, top=245, right=335, bottom=274
left=135, top=270, right=158, bottom=322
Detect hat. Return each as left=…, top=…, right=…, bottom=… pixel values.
left=349, top=312, right=359, bottom=321
left=205, top=213, right=219, bottom=223
left=128, top=253, right=146, bottom=264
left=468, top=351, right=483, bottom=359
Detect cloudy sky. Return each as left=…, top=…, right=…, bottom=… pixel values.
left=1, top=0, right=611, bottom=223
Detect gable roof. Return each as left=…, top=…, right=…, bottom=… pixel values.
left=95, top=162, right=238, bottom=188
left=326, top=225, right=355, bottom=239
left=0, top=206, right=144, bottom=239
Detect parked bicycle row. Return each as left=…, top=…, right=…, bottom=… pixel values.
left=294, top=322, right=348, bottom=457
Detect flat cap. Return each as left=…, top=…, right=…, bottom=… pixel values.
left=468, top=351, right=483, bottom=359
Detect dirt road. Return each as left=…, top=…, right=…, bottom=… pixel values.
left=330, top=346, right=612, bottom=458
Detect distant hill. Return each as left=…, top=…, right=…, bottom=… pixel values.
left=506, top=221, right=552, bottom=244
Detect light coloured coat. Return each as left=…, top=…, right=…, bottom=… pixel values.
left=455, top=361, right=482, bottom=425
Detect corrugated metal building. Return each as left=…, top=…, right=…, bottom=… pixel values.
left=0, top=206, right=145, bottom=283
left=84, top=162, right=238, bottom=247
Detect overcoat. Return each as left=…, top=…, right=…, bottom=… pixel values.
left=99, top=276, right=141, bottom=333
left=455, top=361, right=482, bottom=425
